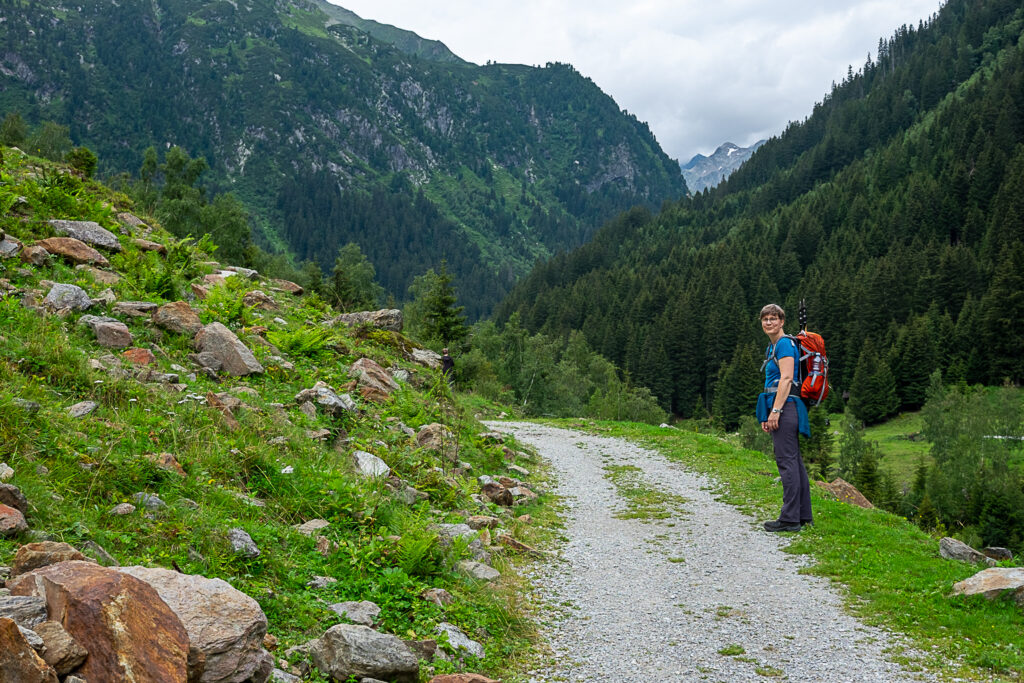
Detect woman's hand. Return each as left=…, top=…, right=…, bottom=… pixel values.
left=764, top=412, right=781, bottom=432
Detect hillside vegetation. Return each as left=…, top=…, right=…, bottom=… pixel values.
left=0, top=0, right=686, bottom=318
left=0, top=146, right=549, bottom=681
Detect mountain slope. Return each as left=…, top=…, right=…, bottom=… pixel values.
left=681, top=140, right=765, bottom=193
left=0, top=0, right=686, bottom=319
left=496, top=0, right=1024, bottom=419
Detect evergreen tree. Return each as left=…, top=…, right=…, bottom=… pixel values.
left=848, top=338, right=899, bottom=424
left=711, top=341, right=761, bottom=430
left=327, top=243, right=384, bottom=312
left=802, top=408, right=834, bottom=480
left=977, top=243, right=1024, bottom=384
left=891, top=315, right=938, bottom=410
left=408, top=261, right=467, bottom=348
left=0, top=112, right=28, bottom=146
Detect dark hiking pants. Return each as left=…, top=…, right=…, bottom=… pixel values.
left=771, top=407, right=812, bottom=524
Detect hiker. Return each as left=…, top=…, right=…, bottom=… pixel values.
left=440, top=347, right=455, bottom=386
left=757, top=304, right=812, bottom=532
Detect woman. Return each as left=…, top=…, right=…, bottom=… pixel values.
left=757, top=304, right=812, bottom=532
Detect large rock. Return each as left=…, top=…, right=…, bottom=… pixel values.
left=34, top=621, right=89, bottom=675
left=939, top=537, right=996, bottom=566
left=952, top=567, right=1024, bottom=605
left=353, top=451, right=390, bottom=478
left=434, top=622, right=485, bottom=659
left=416, top=424, right=454, bottom=453
left=118, top=566, right=272, bottom=683
left=411, top=348, right=441, bottom=369
left=35, top=237, right=109, bottom=267
left=349, top=358, right=400, bottom=401
left=0, top=594, right=49, bottom=628
left=0, top=503, right=28, bottom=537
left=194, top=323, right=264, bottom=376
left=0, top=483, right=28, bottom=515
left=11, top=542, right=90, bottom=577
left=310, top=624, right=418, bottom=683
left=92, top=320, right=133, bottom=348
left=0, top=617, right=58, bottom=683
left=43, top=283, right=93, bottom=311
left=114, top=301, right=159, bottom=317
left=8, top=561, right=190, bottom=682
left=816, top=477, right=874, bottom=509
left=295, top=382, right=356, bottom=418
left=155, top=301, right=204, bottom=336
left=20, top=245, right=50, bottom=266
left=269, top=279, right=303, bottom=296
left=0, top=233, right=22, bottom=258
left=48, top=220, right=122, bottom=252
left=326, top=600, right=380, bottom=627
left=332, top=309, right=403, bottom=332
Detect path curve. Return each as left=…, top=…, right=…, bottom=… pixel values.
left=486, top=422, right=933, bottom=683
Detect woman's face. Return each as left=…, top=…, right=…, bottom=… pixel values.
left=761, top=314, right=783, bottom=336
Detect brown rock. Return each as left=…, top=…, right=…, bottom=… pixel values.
left=11, top=542, right=89, bottom=577
left=8, top=561, right=190, bottom=683
left=35, top=237, right=109, bottom=267
left=429, top=675, right=501, bottom=683
left=816, top=477, right=874, bottom=509
left=194, top=323, right=264, bottom=376
left=359, top=385, right=393, bottom=404
left=480, top=482, right=513, bottom=507
left=20, top=245, right=50, bottom=266
left=34, top=621, right=89, bottom=675
left=123, top=347, right=157, bottom=365
left=952, top=567, right=1024, bottom=605
left=415, top=424, right=454, bottom=453
left=466, top=516, right=500, bottom=530
left=0, top=483, right=29, bottom=515
left=0, top=503, right=29, bottom=537
left=144, top=452, right=186, bottom=476
left=154, top=301, right=204, bottom=336
left=117, top=212, right=149, bottom=230
left=133, top=238, right=167, bottom=254
left=0, top=617, right=58, bottom=683
left=349, top=357, right=400, bottom=397
left=113, top=301, right=159, bottom=317
left=270, top=278, right=304, bottom=295
left=242, top=290, right=278, bottom=311
left=92, top=320, right=133, bottom=348
left=191, top=283, right=210, bottom=299
left=75, top=265, right=121, bottom=285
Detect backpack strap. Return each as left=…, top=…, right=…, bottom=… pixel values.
left=763, top=335, right=802, bottom=392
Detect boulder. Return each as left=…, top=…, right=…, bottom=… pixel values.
left=353, top=451, right=390, bottom=478
left=75, top=264, right=121, bottom=285
left=118, top=566, right=272, bottom=683
left=35, top=237, right=109, bottom=266
left=349, top=358, right=400, bottom=397
left=114, top=301, right=159, bottom=317
left=0, top=594, right=49, bottom=628
left=0, top=617, right=58, bottom=683
left=983, top=547, right=1014, bottom=562
left=940, top=537, right=996, bottom=566
left=816, top=478, right=874, bottom=509
left=194, top=323, right=264, bottom=376
left=479, top=482, right=513, bottom=507
left=293, top=519, right=330, bottom=537
left=0, top=483, right=28, bottom=515
left=133, top=238, right=167, bottom=253
left=132, top=492, right=167, bottom=511
left=411, top=348, right=441, bottom=369
left=228, top=528, right=260, bottom=557
left=269, top=279, right=304, bottom=296
left=0, top=503, right=29, bottom=537
left=456, top=561, right=501, bottom=583
left=7, top=561, right=190, bottom=682
left=332, top=309, right=403, bottom=332
left=327, top=600, right=380, bottom=627
left=952, top=567, right=1024, bottom=605
left=465, top=516, right=501, bottom=531
left=420, top=588, right=455, bottom=607
left=20, top=245, right=49, bottom=266
left=310, top=624, right=418, bottom=683
left=34, top=621, right=89, bottom=675
left=295, top=383, right=356, bottom=417
left=434, top=622, right=485, bottom=659
left=123, top=347, right=157, bottom=365
left=117, top=212, right=149, bottom=230
left=67, top=400, right=98, bottom=418
left=48, top=219, right=122, bottom=252
left=155, top=301, right=204, bottom=336
left=242, top=290, right=278, bottom=311
left=0, top=233, right=22, bottom=258
left=43, top=283, right=93, bottom=311
left=91, top=320, right=133, bottom=348
left=108, top=503, right=136, bottom=515
left=416, top=424, right=454, bottom=453
left=11, top=542, right=90, bottom=577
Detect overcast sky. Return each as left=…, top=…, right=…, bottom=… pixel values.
left=327, top=0, right=943, bottom=164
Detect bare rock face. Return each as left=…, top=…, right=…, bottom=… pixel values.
left=11, top=542, right=90, bottom=577
left=155, top=301, right=204, bottom=336
left=8, top=561, right=190, bottom=682
left=48, top=220, right=122, bottom=252
left=194, top=323, right=264, bottom=376
left=332, top=309, right=403, bottom=332
left=816, top=478, right=874, bottom=509
left=35, top=237, right=109, bottom=267
left=34, top=621, right=89, bottom=675
left=0, top=617, right=58, bottom=683
left=310, top=624, right=419, bottom=683
left=952, top=567, right=1024, bottom=605
left=0, top=503, right=29, bottom=537
left=118, top=566, right=272, bottom=683
left=940, top=537, right=997, bottom=566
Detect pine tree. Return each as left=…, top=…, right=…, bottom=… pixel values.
left=411, top=261, right=467, bottom=348
left=848, top=338, right=899, bottom=424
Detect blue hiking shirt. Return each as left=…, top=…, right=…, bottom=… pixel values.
left=757, top=335, right=811, bottom=438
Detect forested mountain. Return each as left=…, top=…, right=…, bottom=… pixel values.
left=497, top=0, right=1024, bottom=424
left=0, top=0, right=686, bottom=319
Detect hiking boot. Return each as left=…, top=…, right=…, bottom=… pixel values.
left=763, top=520, right=801, bottom=532
left=801, top=520, right=814, bottom=528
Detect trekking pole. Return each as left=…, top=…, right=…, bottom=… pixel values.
left=798, top=298, right=808, bottom=334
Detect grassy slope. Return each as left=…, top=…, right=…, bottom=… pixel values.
left=0, top=148, right=549, bottom=681
left=542, top=419, right=1024, bottom=682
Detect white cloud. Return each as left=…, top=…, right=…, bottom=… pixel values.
left=329, top=0, right=942, bottom=162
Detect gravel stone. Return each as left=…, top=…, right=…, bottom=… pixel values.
left=487, top=422, right=936, bottom=683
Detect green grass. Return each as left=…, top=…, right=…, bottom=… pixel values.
left=858, top=411, right=932, bottom=485
left=602, top=463, right=687, bottom=521
left=551, top=419, right=1024, bottom=682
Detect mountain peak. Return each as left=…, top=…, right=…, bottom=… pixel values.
left=681, top=140, right=765, bottom=192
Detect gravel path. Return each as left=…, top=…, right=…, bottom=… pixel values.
left=486, top=422, right=934, bottom=683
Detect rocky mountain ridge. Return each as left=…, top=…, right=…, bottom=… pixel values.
left=680, top=140, right=765, bottom=193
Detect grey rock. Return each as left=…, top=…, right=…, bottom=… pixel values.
left=12, top=399, right=41, bottom=413
left=329, top=309, right=403, bottom=332
left=92, top=320, right=133, bottom=348
left=270, top=669, right=301, bottom=683
left=0, top=462, right=15, bottom=481
left=0, top=483, right=28, bottom=514
left=0, top=234, right=21, bottom=258
left=0, top=594, right=49, bottom=628
left=456, top=560, right=501, bottom=582
left=411, top=348, right=441, bottom=369
left=34, top=621, right=89, bottom=675
left=228, top=527, right=261, bottom=557
left=49, top=219, right=122, bottom=251
left=306, top=576, right=338, bottom=589
left=43, top=283, right=93, bottom=310
left=295, top=382, right=356, bottom=417
left=983, top=547, right=1014, bottom=561
left=353, top=451, right=390, bottom=478
left=67, top=401, right=99, bottom=418
left=82, top=540, right=119, bottom=566
left=435, top=622, right=485, bottom=659
left=293, top=519, right=330, bottom=536
left=132, top=492, right=166, bottom=511
left=940, top=537, right=996, bottom=566
left=327, top=600, right=381, bottom=626
left=310, top=624, right=418, bottom=683
left=194, top=322, right=264, bottom=376
left=18, top=624, right=44, bottom=651
left=952, top=567, right=1024, bottom=605
left=113, top=301, right=159, bottom=317
left=108, top=503, right=136, bottom=515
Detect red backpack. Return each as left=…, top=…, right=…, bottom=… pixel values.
left=762, top=301, right=831, bottom=406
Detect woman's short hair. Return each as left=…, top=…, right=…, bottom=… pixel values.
left=759, top=304, right=786, bottom=320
